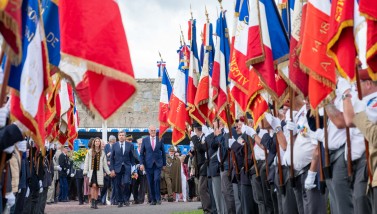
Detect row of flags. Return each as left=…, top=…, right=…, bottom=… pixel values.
left=0, top=0, right=136, bottom=151
left=158, top=0, right=377, bottom=145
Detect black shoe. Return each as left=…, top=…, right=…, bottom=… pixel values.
left=168, top=197, right=174, bottom=202
left=79, top=202, right=84, bottom=205
left=102, top=202, right=107, bottom=206
left=118, top=202, right=123, bottom=208
left=156, top=200, right=161, bottom=205
left=125, top=201, right=130, bottom=206
left=150, top=201, right=156, bottom=205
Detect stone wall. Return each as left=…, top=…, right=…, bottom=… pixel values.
left=77, top=78, right=162, bottom=128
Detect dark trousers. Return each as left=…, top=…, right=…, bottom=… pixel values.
left=22, top=189, right=39, bottom=214
left=100, top=175, right=111, bottom=204
left=110, top=177, right=116, bottom=204
left=132, top=174, right=147, bottom=203
left=146, top=164, right=162, bottom=202
left=14, top=188, right=26, bottom=214
left=59, top=176, right=68, bottom=201
left=188, top=176, right=196, bottom=199
left=114, top=166, right=131, bottom=203
left=240, top=184, right=258, bottom=214
left=37, top=187, right=48, bottom=214
left=68, top=177, right=77, bottom=200
left=76, top=178, right=84, bottom=204
left=199, top=175, right=212, bottom=213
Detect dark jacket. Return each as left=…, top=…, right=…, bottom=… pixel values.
left=192, top=133, right=208, bottom=177
left=110, top=142, right=135, bottom=173
left=230, top=133, right=253, bottom=185
left=211, top=130, right=230, bottom=171
left=206, top=133, right=220, bottom=177
left=0, top=124, right=24, bottom=152
left=140, top=137, right=166, bottom=169
left=58, top=153, right=69, bottom=177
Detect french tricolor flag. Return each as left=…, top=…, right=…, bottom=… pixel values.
left=168, top=45, right=190, bottom=145
left=158, top=62, right=172, bottom=138
left=253, top=0, right=289, bottom=100
left=9, top=0, right=50, bottom=151
left=213, top=11, right=234, bottom=126
left=187, top=19, right=205, bottom=125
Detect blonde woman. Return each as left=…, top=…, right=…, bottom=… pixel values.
left=83, top=137, right=111, bottom=209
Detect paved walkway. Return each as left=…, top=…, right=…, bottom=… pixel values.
left=45, top=201, right=202, bottom=214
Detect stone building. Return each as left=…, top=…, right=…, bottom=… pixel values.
left=78, top=78, right=161, bottom=128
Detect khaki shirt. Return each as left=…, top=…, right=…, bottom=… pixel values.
left=353, top=111, right=377, bottom=187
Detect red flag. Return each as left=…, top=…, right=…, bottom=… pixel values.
left=359, top=0, right=377, bottom=20
left=327, top=0, right=356, bottom=81
left=59, top=0, right=137, bottom=119
left=300, top=0, right=336, bottom=109
left=250, top=92, right=269, bottom=129
left=0, top=0, right=22, bottom=64
left=287, top=1, right=309, bottom=97
left=366, top=20, right=377, bottom=80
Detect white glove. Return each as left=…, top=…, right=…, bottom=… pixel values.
left=0, top=105, right=9, bottom=128
left=25, top=187, right=30, bottom=198
left=336, top=77, right=352, bottom=96
left=5, top=192, right=15, bottom=207
left=305, top=170, right=317, bottom=190
left=309, top=129, right=325, bottom=142
left=39, top=180, right=43, bottom=193
left=16, top=140, right=27, bottom=152
left=228, top=138, right=236, bottom=148
left=243, top=125, right=257, bottom=138
left=56, top=165, right=62, bottom=171
left=223, top=127, right=229, bottom=133
left=4, top=146, right=14, bottom=154
left=237, top=136, right=245, bottom=146
left=44, top=141, right=50, bottom=150
left=70, top=173, right=75, bottom=177
left=66, top=169, right=70, bottom=175
left=264, top=113, right=281, bottom=130
left=286, top=120, right=297, bottom=135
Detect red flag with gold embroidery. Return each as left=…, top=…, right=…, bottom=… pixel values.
left=59, top=0, right=137, bottom=119
left=327, top=0, right=356, bottom=81
left=300, top=0, right=336, bottom=109
left=0, top=0, right=22, bottom=64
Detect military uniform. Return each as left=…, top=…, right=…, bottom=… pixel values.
left=192, top=131, right=212, bottom=214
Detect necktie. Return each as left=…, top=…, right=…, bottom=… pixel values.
left=120, top=143, right=123, bottom=155
left=151, top=137, right=155, bottom=151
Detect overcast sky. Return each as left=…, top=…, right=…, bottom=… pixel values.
left=118, top=0, right=233, bottom=79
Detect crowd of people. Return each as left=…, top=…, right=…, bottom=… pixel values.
left=0, top=68, right=377, bottom=214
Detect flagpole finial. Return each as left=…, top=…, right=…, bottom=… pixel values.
left=190, top=4, right=193, bottom=20
left=205, top=6, right=210, bottom=23
left=179, top=25, right=186, bottom=45
left=218, top=0, right=223, bottom=10
left=158, top=51, right=163, bottom=62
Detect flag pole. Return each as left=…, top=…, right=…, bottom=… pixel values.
left=315, top=111, right=326, bottom=194
left=245, top=113, right=260, bottom=179
left=273, top=101, right=285, bottom=194
left=323, top=110, right=332, bottom=179
left=355, top=67, right=373, bottom=185
left=289, top=87, right=295, bottom=187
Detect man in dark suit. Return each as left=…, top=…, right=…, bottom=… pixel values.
left=139, top=125, right=166, bottom=205
left=58, top=145, right=69, bottom=202
left=110, top=131, right=135, bottom=207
